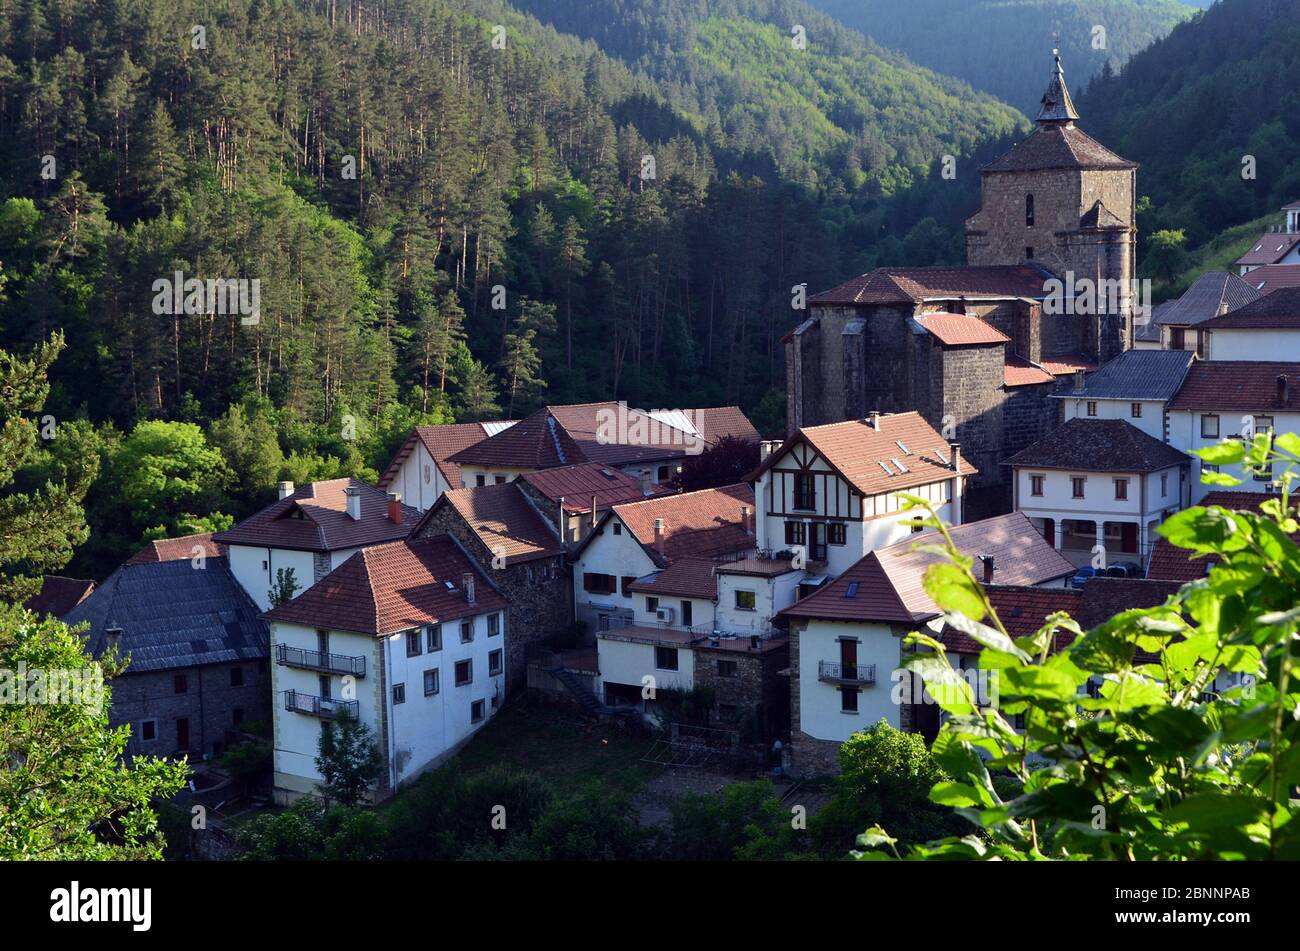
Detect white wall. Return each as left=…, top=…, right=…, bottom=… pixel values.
left=797, top=619, right=902, bottom=742
left=595, top=635, right=694, bottom=695
left=1208, top=329, right=1300, bottom=362
left=631, top=589, right=715, bottom=632
left=1013, top=466, right=1179, bottom=522
left=228, top=544, right=316, bottom=611
left=714, top=570, right=802, bottom=635
left=390, top=442, right=456, bottom=512
left=1060, top=396, right=1166, bottom=440
left=456, top=464, right=534, bottom=488
left=572, top=515, right=659, bottom=629
left=1168, top=408, right=1300, bottom=502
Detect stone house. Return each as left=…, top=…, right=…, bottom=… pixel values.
left=514, top=462, right=658, bottom=545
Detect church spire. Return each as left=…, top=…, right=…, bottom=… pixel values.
left=1035, top=48, right=1079, bottom=125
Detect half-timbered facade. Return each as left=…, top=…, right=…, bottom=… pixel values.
left=750, top=412, right=974, bottom=577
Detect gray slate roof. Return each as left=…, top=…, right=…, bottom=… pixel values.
left=64, top=557, right=269, bottom=674
left=1154, top=271, right=1262, bottom=328
left=1053, top=349, right=1195, bottom=401
left=1005, top=418, right=1191, bottom=473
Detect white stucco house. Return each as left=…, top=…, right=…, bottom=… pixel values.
left=376, top=422, right=517, bottom=511
left=262, top=535, right=507, bottom=803
left=1196, top=286, right=1300, bottom=362
left=1055, top=349, right=1195, bottom=442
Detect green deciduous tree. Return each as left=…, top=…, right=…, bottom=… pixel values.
left=316, top=712, right=382, bottom=807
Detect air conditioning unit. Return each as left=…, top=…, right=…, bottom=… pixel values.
left=655, top=606, right=676, bottom=624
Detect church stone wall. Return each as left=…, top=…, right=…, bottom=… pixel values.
left=967, top=169, right=1082, bottom=269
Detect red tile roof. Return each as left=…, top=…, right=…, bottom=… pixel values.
left=750, top=412, right=975, bottom=499
left=691, top=406, right=761, bottom=445
left=940, top=585, right=1083, bottom=654
left=915, top=312, right=1009, bottom=347
left=214, top=479, right=419, bottom=552
left=1240, top=265, right=1300, bottom=296
left=377, top=423, right=507, bottom=491
left=1039, top=354, right=1097, bottom=375
left=23, top=575, right=96, bottom=619
left=1147, top=491, right=1280, bottom=583
left=599, top=484, right=756, bottom=562
left=1235, top=232, right=1300, bottom=268
left=1199, top=285, right=1300, bottom=330
left=981, top=123, right=1137, bottom=174
left=1003, top=355, right=1056, bottom=387
left=1166, top=361, right=1300, bottom=411
left=424, top=483, right=563, bottom=565
left=810, top=266, right=1049, bottom=306
left=781, top=512, right=1075, bottom=623
left=125, top=532, right=225, bottom=566
left=519, top=463, right=653, bottom=513
left=262, top=535, right=506, bottom=636
left=627, top=557, right=720, bottom=600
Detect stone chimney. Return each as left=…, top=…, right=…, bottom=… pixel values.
left=387, top=492, right=402, bottom=524
left=950, top=442, right=962, bottom=474
left=463, top=572, right=476, bottom=606
left=278, top=480, right=295, bottom=500
left=979, top=554, right=995, bottom=584
left=1278, top=374, right=1289, bottom=406
left=654, top=518, right=666, bottom=555
left=344, top=485, right=362, bottom=520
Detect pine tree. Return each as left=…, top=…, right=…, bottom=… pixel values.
left=557, top=216, right=589, bottom=368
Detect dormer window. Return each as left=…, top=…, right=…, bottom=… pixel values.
left=1026, top=194, right=1035, bottom=227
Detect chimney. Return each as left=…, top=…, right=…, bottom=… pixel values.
left=741, top=505, right=753, bottom=536
left=463, top=572, right=476, bottom=606
left=1278, top=374, right=1289, bottom=405
left=278, top=480, right=295, bottom=500
left=869, top=411, right=881, bottom=431
left=344, top=485, right=362, bottom=520
left=979, top=554, right=995, bottom=584
left=640, top=468, right=653, bottom=496
left=760, top=439, right=781, bottom=462
left=557, top=495, right=566, bottom=536
left=1073, top=370, right=1085, bottom=393
left=950, top=442, right=961, bottom=474
left=387, top=492, right=402, bottom=525
left=654, top=518, right=666, bottom=555
left=590, top=495, right=598, bottom=531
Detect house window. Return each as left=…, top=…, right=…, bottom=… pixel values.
left=393, top=683, right=406, bottom=704
left=173, top=674, right=188, bottom=694
left=423, top=669, right=440, bottom=696
left=1255, top=415, right=1275, bottom=436
left=471, top=700, right=486, bottom=723
left=613, top=523, right=622, bottom=535
left=793, top=472, right=816, bottom=510
left=1072, top=477, right=1086, bottom=499
left=1025, top=247, right=1034, bottom=261
left=735, top=590, right=757, bottom=611
left=140, top=719, right=157, bottom=742
left=406, top=630, right=422, bottom=656
left=1086, top=401, right=1097, bottom=417
left=489, top=649, right=503, bottom=677
left=319, top=674, right=331, bottom=699
left=583, top=573, right=617, bottom=595
left=827, top=523, right=846, bottom=545
left=840, top=688, right=859, bottom=713
left=784, top=521, right=806, bottom=545
left=460, top=619, right=473, bottom=643
left=317, top=629, right=329, bottom=654
left=233, top=707, right=244, bottom=725
left=1161, top=473, right=1169, bottom=496
left=1114, top=478, right=1128, bottom=501
left=494, top=475, right=507, bottom=485
left=655, top=646, right=679, bottom=671
left=1030, top=474, right=1045, bottom=497
left=426, top=624, right=441, bottom=652
left=230, top=667, right=243, bottom=687
left=1131, top=403, right=1142, bottom=418
left=1171, top=327, right=1185, bottom=350
left=475, top=474, right=486, bottom=486
left=657, top=465, right=670, bottom=481
left=681, top=601, right=693, bottom=627
left=1201, top=414, right=1219, bottom=439
left=1025, top=193, right=1034, bottom=227
left=717, top=660, right=738, bottom=678
left=646, top=596, right=659, bottom=614
left=488, top=613, right=500, bottom=637
left=455, top=659, right=472, bottom=687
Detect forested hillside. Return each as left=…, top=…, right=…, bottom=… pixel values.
left=807, top=0, right=1193, bottom=115
left=0, top=0, right=1029, bottom=575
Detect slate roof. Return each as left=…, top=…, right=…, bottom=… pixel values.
left=914, top=312, right=1009, bottom=346
left=810, top=266, right=1049, bottom=306
left=1005, top=418, right=1190, bottom=473
left=1147, top=492, right=1279, bottom=583
left=1239, top=264, right=1300, bottom=295
left=125, top=532, right=225, bottom=566
left=519, top=463, right=655, bottom=513
left=213, top=478, right=418, bottom=553
left=627, top=557, right=721, bottom=600
left=447, top=402, right=755, bottom=471
left=65, top=558, right=268, bottom=674
left=421, top=483, right=563, bottom=565
left=981, top=123, right=1137, bottom=174
left=581, top=484, right=756, bottom=563
left=1154, top=271, right=1263, bottom=328
left=24, top=575, right=96, bottom=619
left=1079, top=200, right=1127, bottom=230
left=1198, top=285, right=1300, bottom=330
left=780, top=512, right=1074, bottom=624
left=750, top=412, right=975, bottom=499
left=1052, top=349, right=1195, bottom=401
left=377, top=422, right=513, bottom=491
left=1235, top=232, right=1300, bottom=268
left=262, top=535, right=506, bottom=636
left=1167, top=361, right=1300, bottom=411
left=1035, top=50, right=1080, bottom=123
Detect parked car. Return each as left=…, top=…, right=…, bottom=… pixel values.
left=1069, top=566, right=1097, bottom=589
left=1106, top=560, right=1143, bottom=578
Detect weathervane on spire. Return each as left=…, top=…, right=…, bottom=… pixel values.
left=1036, top=42, right=1079, bottom=125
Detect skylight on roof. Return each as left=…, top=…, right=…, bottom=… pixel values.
left=895, top=440, right=911, bottom=455
left=878, top=460, right=895, bottom=475
left=934, top=447, right=949, bottom=464
left=892, top=457, right=910, bottom=473
left=443, top=580, right=456, bottom=591
left=844, top=582, right=859, bottom=599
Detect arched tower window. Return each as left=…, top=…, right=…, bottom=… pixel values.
left=1025, top=194, right=1035, bottom=227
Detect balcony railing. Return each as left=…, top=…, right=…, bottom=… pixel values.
left=276, top=643, right=366, bottom=677
left=818, top=661, right=876, bottom=685
left=283, top=689, right=358, bottom=720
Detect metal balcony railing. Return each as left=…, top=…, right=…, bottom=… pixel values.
left=283, top=689, right=358, bottom=719
left=818, top=661, right=876, bottom=685
left=276, top=643, right=366, bottom=677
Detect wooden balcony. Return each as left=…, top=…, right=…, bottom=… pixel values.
left=276, top=643, right=366, bottom=677
left=818, top=661, right=876, bottom=685
left=283, top=689, right=358, bottom=719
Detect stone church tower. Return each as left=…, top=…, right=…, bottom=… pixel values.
left=966, top=50, right=1137, bottom=365
left=786, top=52, right=1137, bottom=517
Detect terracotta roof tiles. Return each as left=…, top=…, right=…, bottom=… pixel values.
left=810, top=266, right=1049, bottom=306
left=425, top=483, right=563, bottom=565
left=1167, top=361, right=1300, bottom=411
